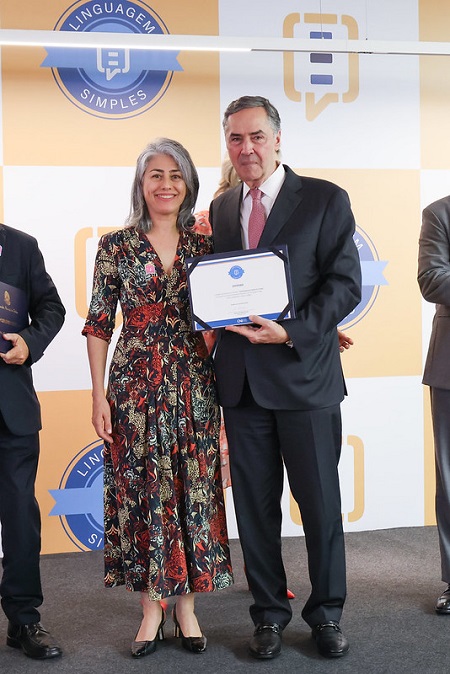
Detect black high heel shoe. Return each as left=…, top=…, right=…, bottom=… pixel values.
left=131, top=608, right=166, bottom=658
left=172, top=605, right=207, bottom=653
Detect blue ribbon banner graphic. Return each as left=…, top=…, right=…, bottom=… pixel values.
left=41, top=47, right=182, bottom=72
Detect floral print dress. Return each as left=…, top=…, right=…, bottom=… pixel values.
left=82, top=226, right=233, bottom=599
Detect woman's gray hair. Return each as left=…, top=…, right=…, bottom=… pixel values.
left=126, top=137, right=199, bottom=232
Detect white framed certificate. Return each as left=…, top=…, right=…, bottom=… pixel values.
left=186, top=245, right=296, bottom=331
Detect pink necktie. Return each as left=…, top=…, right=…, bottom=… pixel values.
left=248, top=188, right=266, bottom=248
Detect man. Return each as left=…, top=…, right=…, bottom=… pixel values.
left=0, top=224, right=65, bottom=659
left=209, top=96, right=361, bottom=659
left=418, top=196, right=450, bottom=614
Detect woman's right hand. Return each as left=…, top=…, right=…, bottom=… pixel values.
left=92, top=394, right=113, bottom=443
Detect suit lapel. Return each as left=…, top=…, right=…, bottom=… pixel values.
left=259, top=167, right=303, bottom=247
left=214, top=185, right=243, bottom=252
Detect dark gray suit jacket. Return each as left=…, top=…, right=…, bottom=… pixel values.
left=419, top=195, right=450, bottom=390
left=0, top=224, right=65, bottom=435
left=210, top=165, right=361, bottom=410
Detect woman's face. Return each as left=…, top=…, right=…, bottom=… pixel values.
left=142, top=153, right=187, bottom=221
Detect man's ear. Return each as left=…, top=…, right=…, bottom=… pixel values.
left=275, top=130, right=281, bottom=153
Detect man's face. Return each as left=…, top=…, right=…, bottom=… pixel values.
left=224, top=106, right=281, bottom=188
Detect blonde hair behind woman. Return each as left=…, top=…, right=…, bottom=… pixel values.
left=213, top=155, right=241, bottom=198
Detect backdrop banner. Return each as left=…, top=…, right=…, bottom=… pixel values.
left=0, top=0, right=443, bottom=554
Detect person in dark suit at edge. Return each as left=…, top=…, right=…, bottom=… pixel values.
left=418, top=196, right=450, bottom=614
left=209, top=96, right=361, bottom=660
left=0, top=224, right=65, bottom=659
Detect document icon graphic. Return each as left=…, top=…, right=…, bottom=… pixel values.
left=97, top=48, right=131, bottom=81
left=283, top=12, right=359, bottom=121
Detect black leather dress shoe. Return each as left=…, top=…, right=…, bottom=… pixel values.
left=249, top=623, right=282, bottom=659
left=436, top=585, right=450, bottom=614
left=7, top=622, right=62, bottom=659
left=312, top=621, right=349, bottom=658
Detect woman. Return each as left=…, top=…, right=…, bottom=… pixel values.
left=82, top=138, right=233, bottom=658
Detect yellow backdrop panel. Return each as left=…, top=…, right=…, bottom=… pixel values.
left=1, top=0, right=220, bottom=167
left=38, top=390, right=98, bottom=554
left=296, top=168, right=422, bottom=380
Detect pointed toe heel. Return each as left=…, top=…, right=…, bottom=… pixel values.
left=172, top=605, right=207, bottom=654
left=131, top=609, right=165, bottom=658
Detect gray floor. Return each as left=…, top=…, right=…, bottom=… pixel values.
left=0, top=527, right=447, bottom=673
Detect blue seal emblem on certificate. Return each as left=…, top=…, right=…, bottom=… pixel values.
left=186, top=246, right=296, bottom=331
left=228, top=265, right=245, bottom=279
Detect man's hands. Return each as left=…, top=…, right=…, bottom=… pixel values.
left=0, top=333, right=30, bottom=365
left=225, top=318, right=354, bottom=353
left=225, top=315, right=289, bottom=344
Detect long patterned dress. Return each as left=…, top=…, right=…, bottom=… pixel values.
left=82, top=226, right=233, bottom=599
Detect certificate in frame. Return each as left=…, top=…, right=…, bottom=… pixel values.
left=186, top=245, right=296, bottom=331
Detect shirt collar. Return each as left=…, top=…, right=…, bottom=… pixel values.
left=242, top=162, right=285, bottom=201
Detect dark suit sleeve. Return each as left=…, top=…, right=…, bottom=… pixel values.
left=282, top=186, right=361, bottom=355
left=418, top=200, right=450, bottom=305
left=19, top=240, right=65, bottom=364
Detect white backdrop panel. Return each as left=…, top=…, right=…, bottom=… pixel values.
left=3, top=165, right=134, bottom=391
left=341, top=375, right=424, bottom=531
left=225, top=375, right=424, bottom=540
left=218, top=0, right=420, bottom=169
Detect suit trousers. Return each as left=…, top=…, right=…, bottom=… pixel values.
left=430, top=387, right=450, bottom=583
left=223, top=382, right=346, bottom=629
left=0, top=412, right=43, bottom=625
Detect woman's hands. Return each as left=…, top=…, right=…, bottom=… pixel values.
left=92, top=392, right=113, bottom=443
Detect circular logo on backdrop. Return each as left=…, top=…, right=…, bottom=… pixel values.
left=40, top=0, right=182, bottom=119
left=339, top=225, right=388, bottom=329
left=49, top=440, right=104, bottom=551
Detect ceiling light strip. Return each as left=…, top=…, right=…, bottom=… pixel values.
left=0, top=29, right=449, bottom=56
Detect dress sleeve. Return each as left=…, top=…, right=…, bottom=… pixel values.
left=82, top=234, right=120, bottom=343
